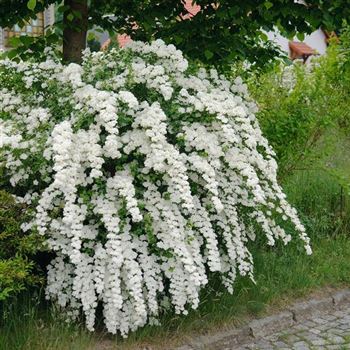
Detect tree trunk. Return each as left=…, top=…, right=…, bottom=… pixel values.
left=63, top=0, right=88, bottom=64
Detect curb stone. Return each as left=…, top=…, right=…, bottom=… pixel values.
left=333, top=289, right=350, bottom=309
left=288, top=297, right=334, bottom=322
left=249, top=311, right=295, bottom=338
left=187, top=326, right=251, bottom=350
left=174, top=288, right=350, bottom=350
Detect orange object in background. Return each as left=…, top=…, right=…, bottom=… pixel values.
left=289, top=41, right=317, bottom=63
left=101, top=0, right=201, bottom=50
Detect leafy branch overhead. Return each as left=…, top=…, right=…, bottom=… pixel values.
left=2, top=0, right=350, bottom=65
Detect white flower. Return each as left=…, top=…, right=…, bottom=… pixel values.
left=0, top=39, right=310, bottom=337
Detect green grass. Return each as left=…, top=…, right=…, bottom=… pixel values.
left=1, top=235, right=350, bottom=349
left=283, top=169, right=350, bottom=238
left=1, top=171, right=350, bottom=350
left=0, top=295, right=95, bottom=350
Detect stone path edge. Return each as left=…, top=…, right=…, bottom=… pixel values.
left=175, top=288, right=350, bottom=350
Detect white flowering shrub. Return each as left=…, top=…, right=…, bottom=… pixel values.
left=0, top=40, right=311, bottom=336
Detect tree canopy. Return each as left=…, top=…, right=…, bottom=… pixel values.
left=1, top=0, right=350, bottom=66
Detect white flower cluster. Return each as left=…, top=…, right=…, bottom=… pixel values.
left=0, top=39, right=311, bottom=336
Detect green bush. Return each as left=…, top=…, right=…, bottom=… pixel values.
left=249, top=34, right=350, bottom=179
left=0, top=190, right=45, bottom=300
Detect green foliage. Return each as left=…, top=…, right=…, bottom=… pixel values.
left=27, top=0, right=37, bottom=11
left=0, top=292, right=94, bottom=350
left=2, top=0, right=350, bottom=66
left=249, top=33, right=350, bottom=179
left=1, top=227, right=350, bottom=349
left=0, top=0, right=56, bottom=28
left=0, top=190, right=45, bottom=301
left=283, top=170, right=350, bottom=238
left=2, top=29, right=61, bottom=62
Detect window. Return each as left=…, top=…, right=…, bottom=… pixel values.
left=4, top=13, right=44, bottom=47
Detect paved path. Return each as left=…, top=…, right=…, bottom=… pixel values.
left=178, top=290, right=350, bottom=350
left=239, top=306, right=350, bottom=350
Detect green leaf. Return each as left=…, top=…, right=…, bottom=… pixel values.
left=67, top=13, right=74, bottom=22
left=19, top=35, right=34, bottom=46
left=174, top=35, right=183, bottom=44
left=260, top=32, right=269, bottom=42
left=8, top=37, right=21, bottom=47
left=204, top=49, right=214, bottom=60
left=27, top=0, right=36, bottom=11
left=264, top=1, right=273, bottom=10
left=72, top=10, right=82, bottom=19
left=296, top=32, right=305, bottom=41
left=57, top=5, right=70, bottom=13
left=87, top=32, right=96, bottom=41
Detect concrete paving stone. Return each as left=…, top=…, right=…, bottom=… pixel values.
left=327, top=320, right=342, bottom=328
left=290, top=298, right=334, bottom=322
left=240, top=340, right=273, bottom=349
left=322, top=315, right=338, bottom=321
left=301, top=331, right=325, bottom=340
left=310, top=338, right=327, bottom=346
left=273, top=341, right=289, bottom=348
left=333, top=289, right=350, bottom=308
left=335, top=331, right=350, bottom=337
left=176, top=290, right=350, bottom=350
left=249, top=311, right=294, bottom=338
left=327, top=327, right=345, bottom=335
left=293, top=341, right=310, bottom=350
left=313, top=317, right=329, bottom=325
left=302, top=320, right=318, bottom=328
left=281, top=334, right=301, bottom=343
left=327, top=335, right=346, bottom=344
left=291, top=324, right=309, bottom=332
left=263, top=334, right=279, bottom=342
left=309, top=328, right=322, bottom=335
left=317, top=323, right=332, bottom=331
left=253, top=339, right=272, bottom=347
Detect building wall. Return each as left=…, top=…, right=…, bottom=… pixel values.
left=44, top=5, right=55, bottom=27
left=0, top=5, right=55, bottom=51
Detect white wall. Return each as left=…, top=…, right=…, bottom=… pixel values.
left=304, top=30, right=327, bottom=55
left=44, top=5, right=55, bottom=28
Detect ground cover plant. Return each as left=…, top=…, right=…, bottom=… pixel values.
left=0, top=189, right=45, bottom=301
left=0, top=39, right=311, bottom=336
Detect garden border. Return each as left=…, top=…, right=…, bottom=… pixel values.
left=176, top=288, right=350, bottom=350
